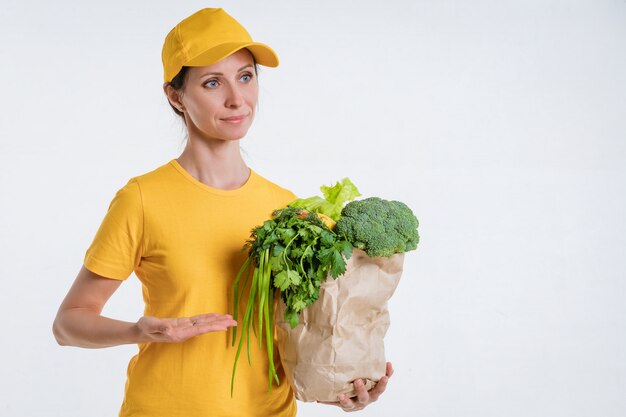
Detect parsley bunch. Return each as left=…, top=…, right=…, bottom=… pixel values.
left=230, top=206, right=352, bottom=395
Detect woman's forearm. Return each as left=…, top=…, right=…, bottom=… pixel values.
left=52, top=308, right=141, bottom=348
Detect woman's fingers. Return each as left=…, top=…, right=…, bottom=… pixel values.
left=190, top=313, right=220, bottom=321
left=353, top=379, right=370, bottom=405
left=174, top=314, right=236, bottom=336
left=317, top=363, right=394, bottom=411
left=189, top=314, right=237, bottom=333
left=364, top=362, right=393, bottom=402
left=338, top=393, right=356, bottom=411
left=317, top=379, right=371, bottom=412
left=367, top=376, right=388, bottom=402
left=386, top=361, right=394, bottom=378
left=190, top=313, right=236, bottom=327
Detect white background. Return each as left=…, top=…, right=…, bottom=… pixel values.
left=1, top=0, right=625, bottom=416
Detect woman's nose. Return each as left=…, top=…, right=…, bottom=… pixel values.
left=224, top=83, right=244, bottom=108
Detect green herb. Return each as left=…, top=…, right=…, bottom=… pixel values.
left=230, top=206, right=352, bottom=395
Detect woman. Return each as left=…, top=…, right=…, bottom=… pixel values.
left=52, top=8, right=391, bottom=416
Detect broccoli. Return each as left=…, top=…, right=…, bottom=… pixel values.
left=335, top=197, right=419, bottom=257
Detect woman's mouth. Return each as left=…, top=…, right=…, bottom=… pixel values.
left=221, top=115, right=247, bottom=124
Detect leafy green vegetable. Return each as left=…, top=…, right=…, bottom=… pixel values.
left=231, top=206, right=352, bottom=395
left=288, top=178, right=361, bottom=221
left=335, top=197, right=420, bottom=257
left=231, top=178, right=420, bottom=395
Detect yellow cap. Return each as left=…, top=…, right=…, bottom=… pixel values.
left=162, top=8, right=279, bottom=83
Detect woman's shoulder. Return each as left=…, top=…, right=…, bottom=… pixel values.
left=129, top=159, right=176, bottom=184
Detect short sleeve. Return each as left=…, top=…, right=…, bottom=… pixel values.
left=83, top=178, right=144, bottom=280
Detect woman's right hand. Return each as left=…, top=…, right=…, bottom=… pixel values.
left=135, top=313, right=237, bottom=343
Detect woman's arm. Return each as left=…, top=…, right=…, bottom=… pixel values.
left=52, top=265, right=236, bottom=348
left=52, top=265, right=134, bottom=348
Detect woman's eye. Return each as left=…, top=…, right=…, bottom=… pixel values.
left=241, top=73, right=253, bottom=82
left=205, top=80, right=219, bottom=88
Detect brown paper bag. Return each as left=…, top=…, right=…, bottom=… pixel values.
left=274, top=248, right=405, bottom=402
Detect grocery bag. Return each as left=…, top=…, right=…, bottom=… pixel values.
left=274, top=248, right=404, bottom=402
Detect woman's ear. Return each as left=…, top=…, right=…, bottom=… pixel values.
left=163, top=82, right=185, bottom=112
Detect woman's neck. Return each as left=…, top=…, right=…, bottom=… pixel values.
left=176, top=138, right=250, bottom=190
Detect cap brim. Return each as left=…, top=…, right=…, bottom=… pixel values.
left=185, top=41, right=279, bottom=68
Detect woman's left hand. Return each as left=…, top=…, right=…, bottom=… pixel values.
left=317, top=362, right=394, bottom=412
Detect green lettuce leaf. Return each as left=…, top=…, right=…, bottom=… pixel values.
left=288, top=178, right=361, bottom=221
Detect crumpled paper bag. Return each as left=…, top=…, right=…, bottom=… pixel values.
left=274, top=248, right=404, bottom=402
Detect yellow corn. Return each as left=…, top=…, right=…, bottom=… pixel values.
left=317, top=213, right=336, bottom=230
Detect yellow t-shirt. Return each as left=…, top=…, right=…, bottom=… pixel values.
left=84, top=159, right=298, bottom=417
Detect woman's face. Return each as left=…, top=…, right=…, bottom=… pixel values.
left=179, top=48, right=258, bottom=142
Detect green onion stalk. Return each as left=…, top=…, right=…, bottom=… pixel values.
left=230, top=207, right=352, bottom=396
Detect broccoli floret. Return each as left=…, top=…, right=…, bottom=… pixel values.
left=335, top=197, right=419, bottom=257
